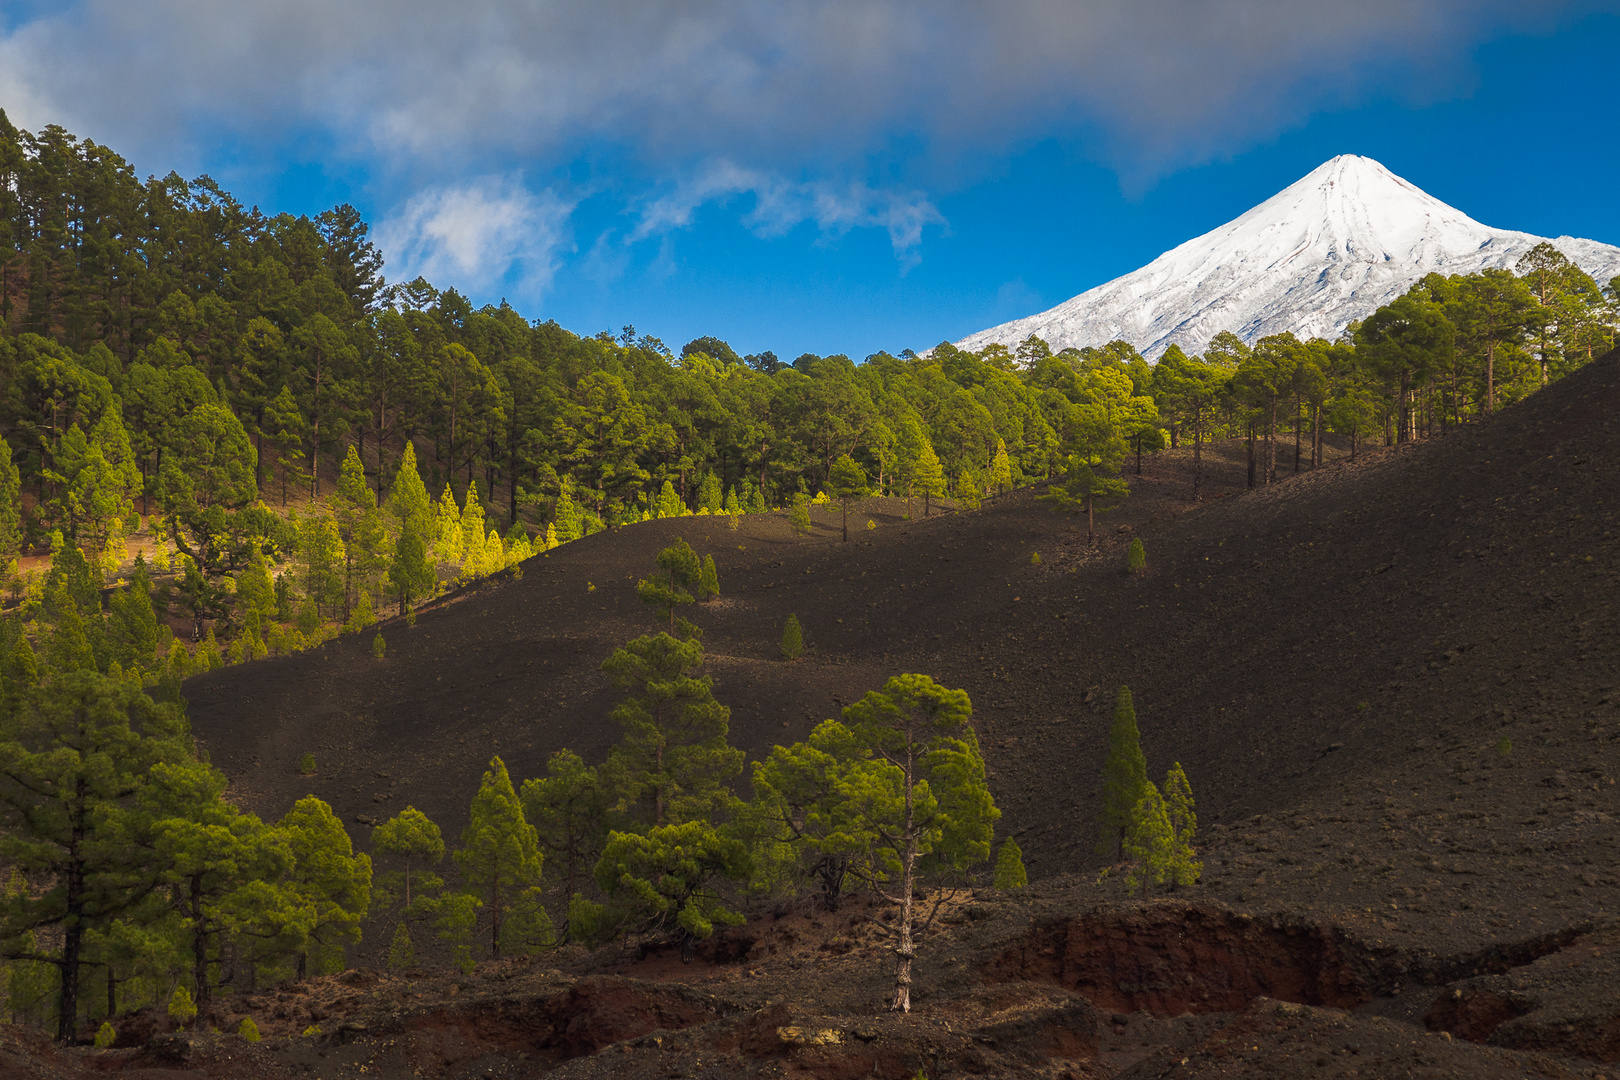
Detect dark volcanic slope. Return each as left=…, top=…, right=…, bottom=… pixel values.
left=191, top=349, right=1620, bottom=960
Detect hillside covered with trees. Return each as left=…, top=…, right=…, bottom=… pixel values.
left=3, top=113, right=1620, bottom=1060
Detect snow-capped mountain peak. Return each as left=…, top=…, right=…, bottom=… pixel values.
left=955, top=155, right=1620, bottom=360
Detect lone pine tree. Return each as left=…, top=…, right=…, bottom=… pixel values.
left=600, top=634, right=743, bottom=829
left=780, top=613, right=804, bottom=660
left=993, top=838, right=1027, bottom=889
left=1098, top=686, right=1149, bottom=860
left=637, top=539, right=701, bottom=632
left=456, top=756, right=547, bottom=959
left=1123, top=781, right=1173, bottom=894
left=827, top=454, right=869, bottom=542
left=1162, top=762, right=1202, bottom=887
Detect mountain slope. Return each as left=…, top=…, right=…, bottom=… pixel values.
left=957, top=155, right=1620, bottom=358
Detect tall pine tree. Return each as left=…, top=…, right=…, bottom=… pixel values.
left=1098, top=686, right=1149, bottom=860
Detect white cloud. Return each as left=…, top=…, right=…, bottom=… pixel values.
left=1, top=1, right=1603, bottom=181
left=631, top=161, right=944, bottom=263
left=373, top=177, right=575, bottom=295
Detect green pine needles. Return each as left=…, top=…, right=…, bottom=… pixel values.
left=780, top=614, right=804, bottom=660
left=1126, top=538, right=1146, bottom=574
left=1125, top=763, right=1201, bottom=894
left=1098, top=686, right=1149, bottom=859
left=993, top=838, right=1027, bottom=889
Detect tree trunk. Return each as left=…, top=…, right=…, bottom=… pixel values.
left=1293, top=406, right=1301, bottom=472
left=1086, top=494, right=1094, bottom=547
left=1486, top=340, right=1496, bottom=414
left=1266, top=398, right=1278, bottom=484
left=191, top=872, right=210, bottom=1010
left=1246, top=421, right=1256, bottom=489
left=1191, top=421, right=1203, bottom=501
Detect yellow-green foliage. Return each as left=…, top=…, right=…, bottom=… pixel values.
left=168, top=985, right=197, bottom=1028
left=239, top=1017, right=261, bottom=1042
left=780, top=613, right=804, bottom=661
left=371, top=633, right=386, bottom=659
left=1126, top=538, right=1146, bottom=574
left=94, top=1022, right=116, bottom=1048
left=992, top=838, right=1027, bottom=889
left=789, top=495, right=812, bottom=537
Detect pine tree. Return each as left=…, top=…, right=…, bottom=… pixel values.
left=953, top=468, right=980, bottom=511
left=168, top=985, right=197, bottom=1029
left=383, top=442, right=433, bottom=540
left=992, top=838, right=1027, bottom=889
left=455, top=756, right=546, bottom=959
left=1098, top=686, right=1149, bottom=860
left=334, top=445, right=387, bottom=616
left=723, top=488, right=741, bottom=516
left=0, top=437, right=22, bottom=563
left=988, top=438, right=1013, bottom=494
left=386, top=921, right=414, bottom=970
left=280, top=796, right=372, bottom=978
left=520, top=749, right=608, bottom=920
left=457, top=481, right=488, bottom=581
left=45, top=582, right=98, bottom=674
left=1162, top=762, right=1202, bottom=888
left=553, top=476, right=581, bottom=542
left=838, top=674, right=997, bottom=1011
left=0, top=672, right=192, bottom=1040
left=780, top=613, right=804, bottom=660
left=914, top=435, right=945, bottom=517
left=1123, top=781, right=1174, bottom=895
left=697, top=473, right=723, bottom=514
left=1126, top=538, right=1146, bottom=574
left=371, top=633, right=386, bottom=659
left=788, top=493, right=812, bottom=537
left=636, top=539, right=701, bottom=632
left=698, top=554, right=719, bottom=601
left=655, top=479, right=684, bottom=519
left=827, top=454, right=869, bottom=542
left=389, top=528, right=434, bottom=614
left=144, top=758, right=304, bottom=1009
left=371, top=806, right=476, bottom=965
left=433, top=484, right=463, bottom=566
left=593, top=821, right=751, bottom=952
left=600, top=633, right=744, bottom=829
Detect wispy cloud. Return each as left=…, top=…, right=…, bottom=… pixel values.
left=631, top=161, right=944, bottom=264
left=373, top=177, right=575, bottom=296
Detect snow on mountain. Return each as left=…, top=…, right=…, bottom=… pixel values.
left=956, top=155, right=1620, bottom=360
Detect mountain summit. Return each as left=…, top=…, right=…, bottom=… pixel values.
left=956, top=155, right=1620, bottom=359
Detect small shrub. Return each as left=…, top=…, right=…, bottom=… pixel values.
left=371, top=633, right=386, bottom=659
left=780, top=613, right=804, bottom=661
left=405, top=610, right=417, bottom=627
left=1496, top=737, right=1513, bottom=757
left=1029, top=551, right=1041, bottom=565
left=298, top=751, right=316, bottom=775
left=1126, top=538, right=1146, bottom=574
left=239, top=1017, right=261, bottom=1042
left=302, top=1024, right=322, bottom=1037
left=168, top=985, right=197, bottom=1029
left=94, top=1022, right=116, bottom=1049
left=866, top=518, right=876, bottom=530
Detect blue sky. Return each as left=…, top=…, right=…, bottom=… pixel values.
left=3, top=1, right=1618, bottom=361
